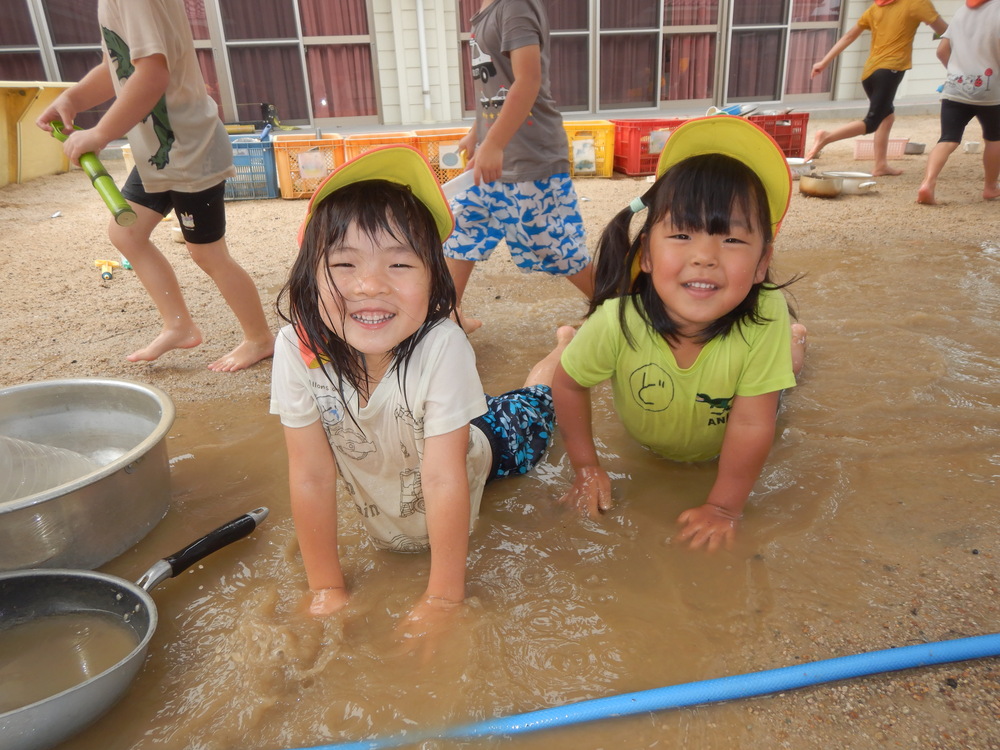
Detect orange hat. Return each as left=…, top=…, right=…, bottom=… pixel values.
left=966, top=0, right=990, bottom=7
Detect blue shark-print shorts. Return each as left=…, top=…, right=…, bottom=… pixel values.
left=443, top=174, right=589, bottom=276
left=472, top=385, right=555, bottom=481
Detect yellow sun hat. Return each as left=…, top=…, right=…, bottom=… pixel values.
left=655, top=115, right=792, bottom=236
left=298, top=145, right=454, bottom=245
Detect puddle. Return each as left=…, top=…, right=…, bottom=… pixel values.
left=35, top=237, right=1000, bottom=750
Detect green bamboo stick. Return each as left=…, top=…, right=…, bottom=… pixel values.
left=50, top=121, right=137, bottom=227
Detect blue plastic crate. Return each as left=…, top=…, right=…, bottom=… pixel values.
left=225, top=134, right=278, bottom=201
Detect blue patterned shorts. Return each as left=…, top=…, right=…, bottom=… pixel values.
left=471, top=385, right=555, bottom=481
left=442, top=174, right=590, bottom=276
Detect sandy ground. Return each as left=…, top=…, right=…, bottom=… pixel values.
left=1, top=113, right=998, bottom=748
left=1, top=113, right=994, bottom=403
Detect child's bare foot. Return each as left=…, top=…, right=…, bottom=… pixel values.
left=804, top=130, right=828, bottom=161
left=984, top=183, right=1000, bottom=201
left=127, top=327, right=202, bottom=363
left=916, top=183, right=937, bottom=205
left=207, top=337, right=275, bottom=372
left=873, top=164, right=903, bottom=177
left=791, top=323, right=808, bottom=377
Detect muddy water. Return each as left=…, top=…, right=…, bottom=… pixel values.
left=48, top=241, right=998, bottom=750
left=0, top=612, right=138, bottom=713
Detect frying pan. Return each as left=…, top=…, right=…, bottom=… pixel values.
left=0, top=507, right=269, bottom=750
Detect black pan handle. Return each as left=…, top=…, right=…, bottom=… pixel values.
left=135, top=507, right=269, bottom=592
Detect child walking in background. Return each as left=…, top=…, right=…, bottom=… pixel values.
left=805, top=0, right=947, bottom=177
left=36, top=0, right=273, bottom=372
left=552, top=116, right=808, bottom=553
left=270, top=146, right=572, bottom=636
left=444, top=0, right=595, bottom=331
left=917, top=0, right=1000, bottom=205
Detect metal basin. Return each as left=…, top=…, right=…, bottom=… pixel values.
left=799, top=173, right=843, bottom=198
left=0, top=378, right=174, bottom=571
left=820, top=171, right=877, bottom=195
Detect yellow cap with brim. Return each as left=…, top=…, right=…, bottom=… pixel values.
left=298, top=145, right=454, bottom=245
left=655, top=115, right=792, bottom=236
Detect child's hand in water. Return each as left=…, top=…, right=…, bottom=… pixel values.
left=394, top=595, right=463, bottom=659
left=559, top=465, right=613, bottom=518
left=675, top=504, right=741, bottom=552
left=308, top=586, right=350, bottom=616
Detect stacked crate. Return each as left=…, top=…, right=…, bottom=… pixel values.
left=225, top=134, right=279, bottom=200
left=272, top=133, right=345, bottom=199
left=413, top=128, right=469, bottom=184
left=608, top=118, right=687, bottom=176
left=563, top=120, right=615, bottom=177
left=746, top=113, right=810, bottom=159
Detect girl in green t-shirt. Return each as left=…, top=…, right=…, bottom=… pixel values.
left=553, top=116, right=808, bottom=552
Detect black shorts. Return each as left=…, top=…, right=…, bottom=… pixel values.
left=938, top=98, right=1000, bottom=143
left=121, top=168, right=227, bottom=244
left=861, top=68, right=905, bottom=134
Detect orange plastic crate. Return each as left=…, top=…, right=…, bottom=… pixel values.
left=413, top=127, right=469, bottom=184
left=609, top=118, right=688, bottom=176
left=747, top=113, right=810, bottom=158
left=563, top=120, right=615, bottom=177
left=272, top=133, right=344, bottom=199
left=342, top=131, right=419, bottom=162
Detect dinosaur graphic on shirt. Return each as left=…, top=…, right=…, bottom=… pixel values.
left=102, top=26, right=175, bottom=170
left=695, top=393, right=734, bottom=415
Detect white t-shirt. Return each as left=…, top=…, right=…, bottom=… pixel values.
left=941, top=2, right=1000, bottom=106
left=98, top=0, right=235, bottom=191
left=270, top=320, right=492, bottom=551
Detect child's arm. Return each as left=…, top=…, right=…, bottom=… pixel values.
left=470, top=44, right=543, bottom=184
left=552, top=364, right=613, bottom=517
left=810, top=24, right=863, bottom=78
left=36, top=59, right=116, bottom=134
left=51, top=53, right=171, bottom=165
left=283, top=421, right=349, bottom=615
left=399, top=425, right=471, bottom=632
left=676, top=390, right=781, bottom=551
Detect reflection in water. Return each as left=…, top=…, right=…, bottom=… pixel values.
left=49, top=239, right=998, bottom=750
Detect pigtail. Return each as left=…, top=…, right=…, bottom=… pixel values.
left=590, top=178, right=665, bottom=314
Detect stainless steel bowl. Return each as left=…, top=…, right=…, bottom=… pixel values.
left=799, top=173, right=843, bottom=198
left=0, top=378, right=174, bottom=571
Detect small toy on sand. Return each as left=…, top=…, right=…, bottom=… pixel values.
left=49, top=121, right=137, bottom=227
left=95, top=259, right=121, bottom=280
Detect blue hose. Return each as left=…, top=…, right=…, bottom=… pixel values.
left=288, top=633, right=1000, bottom=750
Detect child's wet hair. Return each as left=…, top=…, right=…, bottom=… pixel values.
left=592, top=153, right=794, bottom=345
left=277, top=179, right=457, bottom=395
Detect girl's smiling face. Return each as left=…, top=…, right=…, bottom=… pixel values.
left=640, top=208, right=772, bottom=338
left=318, top=221, right=431, bottom=380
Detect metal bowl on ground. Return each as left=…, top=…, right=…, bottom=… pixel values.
left=820, top=171, right=877, bottom=195
left=799, top=173, right=843, bottom=198
left=786, top=157, right=814, bottom=180
left=0, top=378, right=175, bottom=571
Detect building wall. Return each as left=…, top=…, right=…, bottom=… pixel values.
left=372, top=0, right=464, bottom=127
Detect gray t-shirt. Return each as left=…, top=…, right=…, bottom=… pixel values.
left=470, top=0, right=570, bottom=181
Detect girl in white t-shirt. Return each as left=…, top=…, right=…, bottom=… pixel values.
left=270, top=146, right=571, bottom=640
